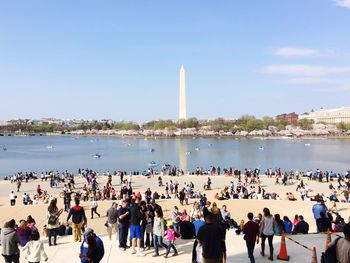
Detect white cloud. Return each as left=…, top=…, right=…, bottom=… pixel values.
left=287, top=77, right=335, bottom=85
left=275, top=47, right=320, bottom=57
left=262, top=64, right=350, bottom=76
left=333, top=0, right=350, bottom=8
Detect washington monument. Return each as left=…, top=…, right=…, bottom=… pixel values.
left=179, top=65, right=187, bottom=120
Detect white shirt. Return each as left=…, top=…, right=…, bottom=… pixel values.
left=22, top=240, right=48, bottom=262
left=9, top=193, right=15, bottom=200
left=262, top=216, right=274, bottom=236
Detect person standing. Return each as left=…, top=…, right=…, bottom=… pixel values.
left=243, top=212, right=260, bottom=263
left=260, top=208, right=275, bottom=261
left=66, top=198, right=87, bottom=242
left=90, top=198, right=100, bottom=219
left=22, top=230, right=48, bottom=263
left=197, top=213, right=226, bottom=263
left=334, top=223, right=350, bottom=263
left=1, top=219, right=20, bottom=263
left=312, top=200, right=327, bottom=232
left=9, top=191, right=16, bottom=206
left=117, top=201, right=129, bottom=250
left=106, top=202, right=118, bottom=241
left=47, top=198, right=61, bottom=246
left=129, top=199, right=144, bottom=256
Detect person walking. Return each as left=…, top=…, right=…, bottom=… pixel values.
left=1, top=219, right=20, bottom=263
left=260, top=208, right=275, bottom=261
left=197, top=213, right=226, bottom=263
left=46, top=198, right=62, bottom=246
left=22, top=230, right=48, bottom=263
left=243, top=212, right=260, bottom=263
left=117, top=201, right=129, bottom=250
left=90, top=198, right=100, bottom=219
left=152, top=210, right=168, bottom=257
left=164, top=225, right=178, bottom=258
left=66, top=198, right=87, bottom=242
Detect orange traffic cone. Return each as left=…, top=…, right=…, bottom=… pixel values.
left=311, top=247, right=318, bottom=263
left=325, top=228, right=332, bottom=251
left=277, top=231, right=290, bottom=261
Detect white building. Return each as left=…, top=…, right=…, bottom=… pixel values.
left=299, top=107, right=350, bottom=124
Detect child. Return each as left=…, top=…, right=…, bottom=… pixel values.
left=145, top=212, right=153, bottom=250
left=164, top=225, right=178, bottom=258
left=22, top=230, right=48, bottom=263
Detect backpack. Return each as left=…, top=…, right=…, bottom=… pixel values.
left=321, top=237, right=341, bottom=263
left=48, top=209, right=63, bottom=225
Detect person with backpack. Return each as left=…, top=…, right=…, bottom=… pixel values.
left=66, top=198, right=87, bottom=242
left=79, top=228, right=104, bottom=263
left=47, top=198, right=62, bottom=246
left=322, top=223, right=350, bottom=263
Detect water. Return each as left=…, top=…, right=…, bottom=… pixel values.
left=0, top=136, right=349, bottom=178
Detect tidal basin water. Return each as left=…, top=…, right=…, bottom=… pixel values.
left=0, top=136, right=350, bottom=178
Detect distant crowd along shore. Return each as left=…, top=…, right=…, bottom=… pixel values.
left=5, top=166, right=350, bottom=208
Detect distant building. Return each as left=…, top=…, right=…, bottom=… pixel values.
left=276, top=112, right=299, bottom=125
left=299, top=107, right=350, bottom=124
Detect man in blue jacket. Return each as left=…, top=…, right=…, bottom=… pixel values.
left=312, top=200, right=327, bottom=232
left=80, top=228, right=104, bottom=263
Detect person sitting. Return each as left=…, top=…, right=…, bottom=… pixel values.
left=316, top=212, right=332, bottom=232
left=179, top=218, right=195, bottom=239
left=283, top=216, right=293, bottom=234
left=292, top=215, right=309, bottom=234
left=287, top=192, right=297, bottom=201
left=192, top=214, right=205, bottom=238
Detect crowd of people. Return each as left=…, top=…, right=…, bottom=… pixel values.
left=2, top=165, right=350, bottom=263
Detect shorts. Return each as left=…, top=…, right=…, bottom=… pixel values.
left=130, top=225, right=141, bottom=239
left=107, top=222, right=118, bottom=233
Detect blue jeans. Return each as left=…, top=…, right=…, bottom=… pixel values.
left=118, top=224, right=128, bottom=248
left=140, top=224, right=146, bottom=248
left=153, top=235, right=168, bottom=255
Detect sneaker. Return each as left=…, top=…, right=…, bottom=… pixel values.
left=173, top=252, right=178, bottom=257
left=136, top=252, right=145, bottom=257
left=139, top=248, right=144, bottom=252
left=145, top=246, right=150, bottom=251
left=119, top=247, right=126, bottom=251
left=164, top=255, right=168, bottom=258
left=152, top=253, right=159, bottom=257
left=131, top=249, right=136, bottom=254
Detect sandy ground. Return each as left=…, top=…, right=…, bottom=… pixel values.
left=0, top=174, right=349, bottom=263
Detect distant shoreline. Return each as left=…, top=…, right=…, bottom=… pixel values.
left=1, top=132, right=350, bottom=140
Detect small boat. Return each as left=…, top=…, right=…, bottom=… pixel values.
left=148, top=161, right=158, bottom=167
left=47, top=145, right=53, bottom=149
left=195, top=147, right=200, bottom=151
left=150, top=148, right=155, bottom=152
left=258, top=147, right=264, bottom=150
left=305, top=143, right=311, bottom=147
left=186, top=151, right=191, bottom=155
left=93, top=154, right=101, bottom=159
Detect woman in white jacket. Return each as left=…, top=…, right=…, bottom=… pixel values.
left=46, top=198, right=61, bottom=246
left=22, top=230, right=48, bottom=263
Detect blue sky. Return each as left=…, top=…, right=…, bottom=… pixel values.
left=0, top=0, right=350, bottom=122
